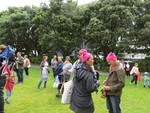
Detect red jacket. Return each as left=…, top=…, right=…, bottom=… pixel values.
left=5, top=77, right=15, bottom=90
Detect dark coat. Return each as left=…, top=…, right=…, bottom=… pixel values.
left=70, top=63, right=99, bottom=113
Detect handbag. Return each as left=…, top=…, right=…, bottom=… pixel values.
left=61, top=79, right=74, bottom=104
left=27, top=64, right=31, bottom=68
left=53, top=76, right=59, bottom=88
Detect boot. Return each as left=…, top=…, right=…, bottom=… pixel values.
left=44, top=81, right=47, bottom=88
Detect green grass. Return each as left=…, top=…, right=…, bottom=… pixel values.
left=5, top=68, right=150, bottom=113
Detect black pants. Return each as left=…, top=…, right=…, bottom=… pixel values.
left=131, top=73, right=138, bottom=85
left=126, top=71, right=130, bottom=76
left=0, top=76, right=6, bottom=113
left=24, top=67, right=29, bottom=76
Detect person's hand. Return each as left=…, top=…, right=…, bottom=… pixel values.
left=103, top=79, right=107, bottom=85
left=103, top=86, right=110, bottom=91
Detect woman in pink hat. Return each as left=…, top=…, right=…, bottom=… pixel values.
left=103, top=52, right=125, bottom=113
left=70, top=52, right=100, bottom=113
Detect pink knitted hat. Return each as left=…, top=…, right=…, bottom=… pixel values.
left=81, top=52, right=92, bottom=62
left=106, top=52, right=117, bottom=61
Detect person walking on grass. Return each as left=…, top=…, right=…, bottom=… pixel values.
left=37, top=56, right=49, bottom=89
left=103, top=52, right=125, bottom=113
left=70, top=52, right=100, bottom=113
left=130, top=63, right=139, bottom=86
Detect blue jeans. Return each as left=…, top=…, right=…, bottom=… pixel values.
left=106, top=95, right=121, bottom=113
left=52, top=68, right=56, bottom=78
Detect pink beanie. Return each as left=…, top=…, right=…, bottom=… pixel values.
left=81, top=52, right=92, bottom=62
left=79, top=49, right=87, bottom=54
left=106, top=52, right=117, bottom=61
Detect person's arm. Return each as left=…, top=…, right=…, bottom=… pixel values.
left=68, top=60, right=78, bottom=74
left=86, top=73, right=100, bottom=93
left=17, top=57, right=24, bottom=65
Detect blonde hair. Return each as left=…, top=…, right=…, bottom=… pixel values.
left=0, top=44, right=6, bottom=51
left=134, top=63, right=138, bottom=66
left=43, top=56, right=48, bottom=61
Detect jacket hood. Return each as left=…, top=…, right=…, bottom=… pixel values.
left=74, top=63, right=90, bottom=80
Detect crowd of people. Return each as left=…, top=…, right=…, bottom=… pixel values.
left=0, top=45, right=150, bottom=113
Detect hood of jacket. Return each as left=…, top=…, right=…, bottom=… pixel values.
left=74, top=63, right=91, bottom=81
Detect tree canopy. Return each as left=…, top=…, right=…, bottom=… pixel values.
left=0, top=0, right=149, bottom=59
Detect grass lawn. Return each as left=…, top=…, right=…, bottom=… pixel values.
left=5, top=67, right=150, bottom=113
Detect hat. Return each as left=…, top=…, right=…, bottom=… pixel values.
left=144, top=72, right=149, bottom=75
left=77, top=49, right=87, bottom=55
left=81, top=52, right=92, bottom=62
left=106, top=52, right=117, bottom=61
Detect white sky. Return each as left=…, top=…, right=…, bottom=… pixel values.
left=0, top=0, right=97, bottom=11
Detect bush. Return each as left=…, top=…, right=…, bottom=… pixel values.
left=94, top=58, right=109, bottom=72
left=30, top=56, right=43, bottom=64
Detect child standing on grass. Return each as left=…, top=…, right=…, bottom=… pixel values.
left=143, top=72, right=150, bottom=88
left=37, top=56, right=49, bottom=89
left=5, top=73, right=16, bottom=104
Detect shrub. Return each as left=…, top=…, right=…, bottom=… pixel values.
left=94, top=58, right=109, bottom=72
left=30, top=56, right=43, bottom=64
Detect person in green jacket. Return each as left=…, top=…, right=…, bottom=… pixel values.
left=15, top=52, right=24, bottom=84
left=103, top=52, right=125, bottom=113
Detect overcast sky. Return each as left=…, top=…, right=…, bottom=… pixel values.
left=0, top=0, right=97, bottom=11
